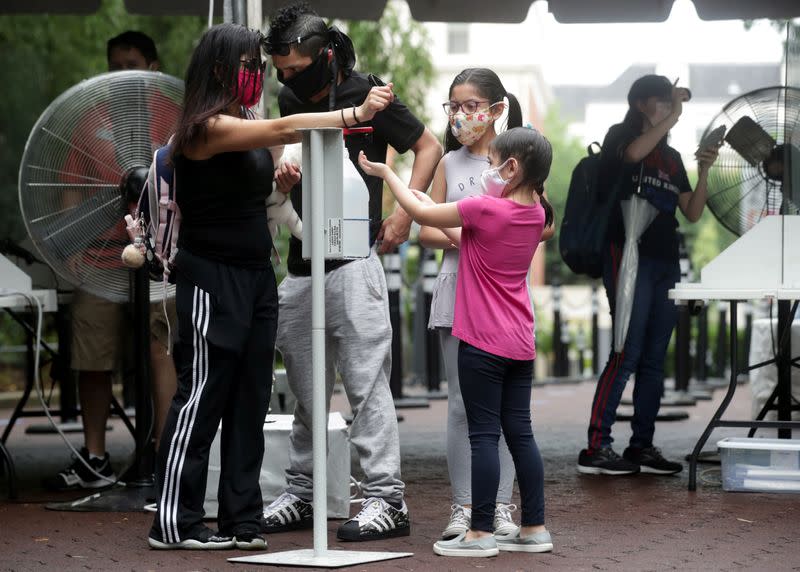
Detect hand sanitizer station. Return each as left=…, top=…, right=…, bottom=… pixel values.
left=301, top=128, right=371, bottom=261
left=230, top=128, right=412, bottom=568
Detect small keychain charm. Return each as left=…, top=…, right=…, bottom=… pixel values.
left=121, top=236, right=146, bottom=268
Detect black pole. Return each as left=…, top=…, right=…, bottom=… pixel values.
left=421, top=249, right=441, bottom=394
left=126, top=267, right=153, bottom=484
left=674, top=233, right=691, bottom=392
left=55, top=303, right=78, bottom=422
left=591, top=283, right=600, bottom=375
left=675, top=305, right=691, bottom=392
left=715, top=304, right=728, bottom=378
left=384, top=251, right=404, bottom=399
left=695, top=305, right=708, bottom=382
left=740, top=307, right=753, bottom=377
left=777, top=300, right=792, bottom=438
left=552, top=281, right=568, bottom=377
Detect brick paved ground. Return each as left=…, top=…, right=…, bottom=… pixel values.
left=2, top=378, right=799, bottom=571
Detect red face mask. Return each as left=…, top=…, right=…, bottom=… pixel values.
left=237, top=69, right=263, bottom=108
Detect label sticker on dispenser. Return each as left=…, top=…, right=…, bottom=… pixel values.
left=327, top=218, right=343, bottom=256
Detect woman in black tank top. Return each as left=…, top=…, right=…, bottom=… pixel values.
left=149, top=23, right=395, bottom=551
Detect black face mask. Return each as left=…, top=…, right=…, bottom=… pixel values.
left=277, top=52, right=332, bottom=102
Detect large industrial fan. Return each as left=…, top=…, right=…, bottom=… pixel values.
left=16, top=70, right=183, bottom=511
left=19, top=70, right=183, bottom=302
left=701, top=85, right=800, bottom=237
left=698, top=84, right=800, bottom=442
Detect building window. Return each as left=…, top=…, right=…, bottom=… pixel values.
left=447, top=24, right=469, bottom=54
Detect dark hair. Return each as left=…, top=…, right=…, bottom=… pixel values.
left=622, top=74, right=671, bottom=145
left=490, top=127, right=554, bottom=228
left=444, top=68, right=523, bottom=153
left=267, top=2, right=328, bottom=58
left=107, top=30, right=158, bottom=64
left=171, top=23, right=262, bottom=159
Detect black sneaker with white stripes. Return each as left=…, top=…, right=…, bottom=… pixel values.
left=261, top=492, right=314, bottom=533
left=42, top=447, right=116, bottom=491
left=233, top=531, right=267, bottom=551
left=148, top=526, right=234, bottom=550
left=336, top=497, right=411, bottom=542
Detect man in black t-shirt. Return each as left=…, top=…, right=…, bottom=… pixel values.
left=261, top=2, right=441, bottom=542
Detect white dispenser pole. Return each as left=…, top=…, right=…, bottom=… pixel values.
left=228, top=128, right=412, bottom=567
left=309, top=128, right=328, bottom=555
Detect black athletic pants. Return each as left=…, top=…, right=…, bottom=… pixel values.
left=151, top=249, right=277, bottom=542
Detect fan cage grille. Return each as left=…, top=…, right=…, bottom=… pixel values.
left=701, top=86, right=800, bottom=237
left=19, top=70, right=183, bottom=303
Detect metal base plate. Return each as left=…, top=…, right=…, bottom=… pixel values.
left=229, top=548, right=414, bottom=568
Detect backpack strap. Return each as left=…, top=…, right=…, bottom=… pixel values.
left=588, top=141, right=602, bottom=156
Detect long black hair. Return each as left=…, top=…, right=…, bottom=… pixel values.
left=490, top=127, right=554, bottom=228
left=444, top=68, right=523, bottom=153
left=171, top=23, right=263, bottom=159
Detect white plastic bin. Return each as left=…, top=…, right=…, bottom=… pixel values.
left=204, top=413, right=352, bottom=518
left=717, top=437, right=800, bottom=493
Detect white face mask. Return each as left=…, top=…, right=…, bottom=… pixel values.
left=480, top=159, right=511, bottom=197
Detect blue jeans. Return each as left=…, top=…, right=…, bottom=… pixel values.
left=587, top=245, right=680, bottom=451
left=458, top=342, right=544, bottom=532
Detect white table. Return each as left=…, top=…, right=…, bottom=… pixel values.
left=669, top=216, right=800, bottom=491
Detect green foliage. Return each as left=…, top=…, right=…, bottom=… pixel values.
left=540, top=104, right=589, bottom=284
left=0, top=0, right=206, bottom=242
left=337, top=2, right=433, bottom=125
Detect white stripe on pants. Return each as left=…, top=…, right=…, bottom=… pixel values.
left=160, top=286, right=210, bottom=543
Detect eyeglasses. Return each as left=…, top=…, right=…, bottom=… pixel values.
left=263, top=32, right=327, bottom=56
left=240, top=57, right=267, bottom=73
left=442, top=99, right=491, bottom=115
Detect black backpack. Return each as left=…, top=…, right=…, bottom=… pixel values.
left=559, top=142, right=618, bottom=279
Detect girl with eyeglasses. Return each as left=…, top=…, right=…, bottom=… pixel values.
left=148, top=22, right=394, bottom=552
left=418, top=68, right=554, bottom=552
left=359, top=125, right=556, bottom=558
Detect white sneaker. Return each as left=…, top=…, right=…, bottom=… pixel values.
left=493, top=503, right=520, bottom=539
left=441, top=504, right=472, bottom=540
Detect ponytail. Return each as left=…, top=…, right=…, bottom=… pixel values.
left=537, top=187, right=555, bottom=229
left=506, top=92, right=522, bottom=131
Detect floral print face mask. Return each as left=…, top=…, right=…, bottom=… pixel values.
left=449, top=103, right=499, bottom=146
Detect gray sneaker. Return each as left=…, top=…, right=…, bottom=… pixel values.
left=441, top=504, right=471, bottom=540
left=493, top=503, right=520, bottom=539
left=433, top=533, right=499, bottom=557
left=496, top=529, right=553, bottom=553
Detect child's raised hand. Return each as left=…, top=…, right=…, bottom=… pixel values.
left=411, top=189, right=435, bottom=205
left=358, top=150, right=388, bottom=178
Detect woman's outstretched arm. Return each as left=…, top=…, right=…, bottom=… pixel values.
left=186, top=85, right=395, bottom=160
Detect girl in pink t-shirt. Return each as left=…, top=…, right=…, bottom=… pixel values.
left=359, top=126, right=555, bottom=558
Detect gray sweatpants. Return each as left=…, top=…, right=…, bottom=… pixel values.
left=440, top=328, right=515, bottom=505
left=276, top=250, right=404, bottom=502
